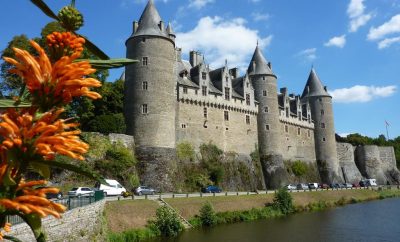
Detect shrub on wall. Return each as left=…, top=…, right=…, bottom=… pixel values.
left=176, top=142, right=195, bottom=162
left=291, top=160, right=307, bottom=177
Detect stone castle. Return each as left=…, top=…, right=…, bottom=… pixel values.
left=123, top=0, right=400, bottom=189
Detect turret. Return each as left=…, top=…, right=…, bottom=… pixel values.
left=124, top=0, right=176, bottom=149
left=301, top=68, right=343, bottom=183
left=249, top=45, right=286, bottom=188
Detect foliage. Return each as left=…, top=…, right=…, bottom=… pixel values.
left=176, top=142, right=195, bottom=162
left=86, top=113, right=126, bottom=134
left=272, top=188, right=294, bottom=215
left=291, top=160, right=308, bottom=177
left=200, top=142, right=223, bottom=163
left=107, top=227, right=158, bottom=242
left=151, top=206, right=184, bottom=237
left=199, top=202, right=217, bottom=227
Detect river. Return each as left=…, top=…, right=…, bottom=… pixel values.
left=152, top=197, right=400, bottom=242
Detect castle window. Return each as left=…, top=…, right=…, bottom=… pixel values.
left=321, top=109, right=325, bottom=115
left=286, top=107, right=289, bottom=118
left=322, top=137, right=326, bottom=142
left=203, top=107, right=207, bottom=118
left=225, top=87, right=230, bottom=101
left=297, top=127, right=301, bottom=135
left=263, top=77, right=265, bottom=80
left=246, top=115, right=250, bottom=124
left=319, top=98, right=322, bottom=102
left=142, top=38, right=146, bottom=42
left=246, top=94, right=250, bottom=105
left=202, top=86, right=207, bottom=96
left=181, top=124, right=187, bottom=129
left=142, top=57, right=148, bottom=66
left=183, top=87, right=188, bottom=94
left=246, top=82, right=249, bottom=88
left=142, top=81, right=148, bottom=90
left=142, top=104, right=148, bottom=114
left=298, top=112, right=302, bottom=121
left=263, top=90, right=267, bottom=96
left=308, top=114, right=311, bottom=123
left=195, top=90, right=198, bottom=95
left=321, top=123, right=325, bottom=129
left=224, top=111, right=229, bottom=121
left=266, top=125, right=270, bottom=131
left=226, top=77, right=229, bottom=83
left=202, top=72, right=207, bottom=80
left=308, top=129, right=311, bottom=137
left=285, top=125, right=289, bottom=133
left=264, top=106, right=269, bottom=113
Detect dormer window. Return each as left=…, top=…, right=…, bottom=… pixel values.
left=246, top=94, right=250, bottom=105
left=142, top=57, right=148, bottom=66
left=183, top=87, right=188, bottom=94
left=225, top=87, right=230, bottom=101
left=246, top=82, right=249, bottom=88
left=202, top=86, right=207, bottom=96
left=202, top=72, right=207, bottom=80
left=142, top=81, right=148, bottom=90
left=321, top=110, right=325, bottom=115
left=263, top=90, right=267, bottom=96
left=246, top=115, right=250, bottom=124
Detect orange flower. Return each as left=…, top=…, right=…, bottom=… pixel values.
left=2, top=37, right=101, bottom=108
left=0, top=179, right=66, bottom=219
left=0, top=108, right=89, bottom=161
left=46, top=32, right=85, bottom=58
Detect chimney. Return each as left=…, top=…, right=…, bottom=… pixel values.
left=197, top=52, right=203, bottom=65
left=189, top=51, right=197, bottom=66
left=280, top=87, right=288, bottom=95
left=229, top=68, right=239, bottom=79
left=176, top=48, right=182, bottom=62
left=133, top=21, right=139, bottom=34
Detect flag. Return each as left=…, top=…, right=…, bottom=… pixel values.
left=385, top=120, right=390, bottom=126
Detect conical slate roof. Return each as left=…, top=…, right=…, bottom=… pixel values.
left=301, top=68, right=331, bottom=99
left=247, top=45, right=274, bottom=76
left=166, top=22, right=175, bottom=37
left=133, top=0, right=168, bottom=38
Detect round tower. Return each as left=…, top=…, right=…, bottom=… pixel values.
left=301, top=68, right=343, bottom=183
left=248, top=46, right=286, bottom=188
left=124, top=0, right=176, bottom=149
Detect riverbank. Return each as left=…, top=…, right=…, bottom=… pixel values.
left=105, top=188, right=400, bottom=241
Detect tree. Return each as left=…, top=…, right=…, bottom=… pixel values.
left=199, top=202, right=217, bottom=227
left=272, top=188, right=294, bottom=215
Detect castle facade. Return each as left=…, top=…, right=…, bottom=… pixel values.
left=124, top=0, right=399, bottom=188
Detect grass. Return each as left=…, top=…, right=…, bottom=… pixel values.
left=104, top=199, right=159, bottom=233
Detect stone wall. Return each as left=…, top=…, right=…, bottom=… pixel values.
left=108, top=133, right=135, bottom=149
left=279, top=120, right=316, bottom=163
left=355, top=145, right=400, bottom=184
left=176, top=89, right=258, bottom=154
left=336, top=142, right=362, bottom=183
left=8, top=200, right=105, bottom=242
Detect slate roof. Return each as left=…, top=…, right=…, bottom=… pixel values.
left=301, top=68, right=331, bottom=99
left=247, top=45, right=275, bottom=76
left=132, top=0, right=168, bottom=38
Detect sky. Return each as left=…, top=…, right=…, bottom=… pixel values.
left=1, top=0, right=399, bottom=138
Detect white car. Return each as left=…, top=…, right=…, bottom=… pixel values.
left=98, top=179, right=126, bottom=196
left=68, top=187, right=94, bottom=197
left=285, top=184, right=297, bottom=190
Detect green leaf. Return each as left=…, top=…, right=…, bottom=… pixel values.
left=30, top=0, right=59, bottom=21
left=36, top=159, right=105, bottom=183
left=30, top=162, right=51, bottom=179
left=22, top=214, right=46, bottom=242
left=75, top=33, right=109, bottom=60
left=0, top=99, right=32, bottom=108
left=75, top=58, right=138, bottom=69
left=2, top=168, right=16, bottom=187
left=3, top=235, right=24, bottom=242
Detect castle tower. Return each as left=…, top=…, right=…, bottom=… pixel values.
left=301, top=68, right=343, bottom=183
left=248, top=45, right=286, bottom=188
left=124, top=0, right=176, bottom=149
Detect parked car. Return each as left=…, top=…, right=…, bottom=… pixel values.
left=202, top=185, right=222, bottom=193
left=68, top=187, right=94, bottom=197
left=134, top=186, right=156, bottom=195
left=96, top=179, right=126, bottom=196
left=352, top=183, right=361, bottom=188
left=359, top=180, right=367, bottom=187
left=319, top=183, right=329, bottom=189
left=343, top=183, right=353, bottom=188
left=330, top=183, right=340, bottom=189
left=308, top=183, right=319, bottom=189
left=46, top=191, right=63, bottom=200
left=365, top=179, right=377, bottom=186
left=297, top=183, right=309, bottom=190
left=285, top=184, right=297, bottom=190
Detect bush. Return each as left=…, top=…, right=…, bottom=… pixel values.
left=272, top=188, right=294, bottom=215
left=152, top=205, right=184, bottom=237
left=291, top=160, right=307, bottom=177
left=176, top=142, right=195, bottom=162
left=199, top=202, right=217, bottom=227
left=87, top=113, right=126, bottom=134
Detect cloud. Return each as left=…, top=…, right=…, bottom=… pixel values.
left=330, top=85, right=397, bottom=103
left=188, top=0, right=215, bottom=9
left=347, top=0, right=372, bottom=32
left=176, top=16, right=272, bottom=71
left=378, top=36, right=400, bottom=49
left=251, top=12, right=270, bottom=22
left=324, top=35, right=346, bottom=48
left=368, top=14, right=400, bottom=40
left=296, top=48, right=317, bottom=61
